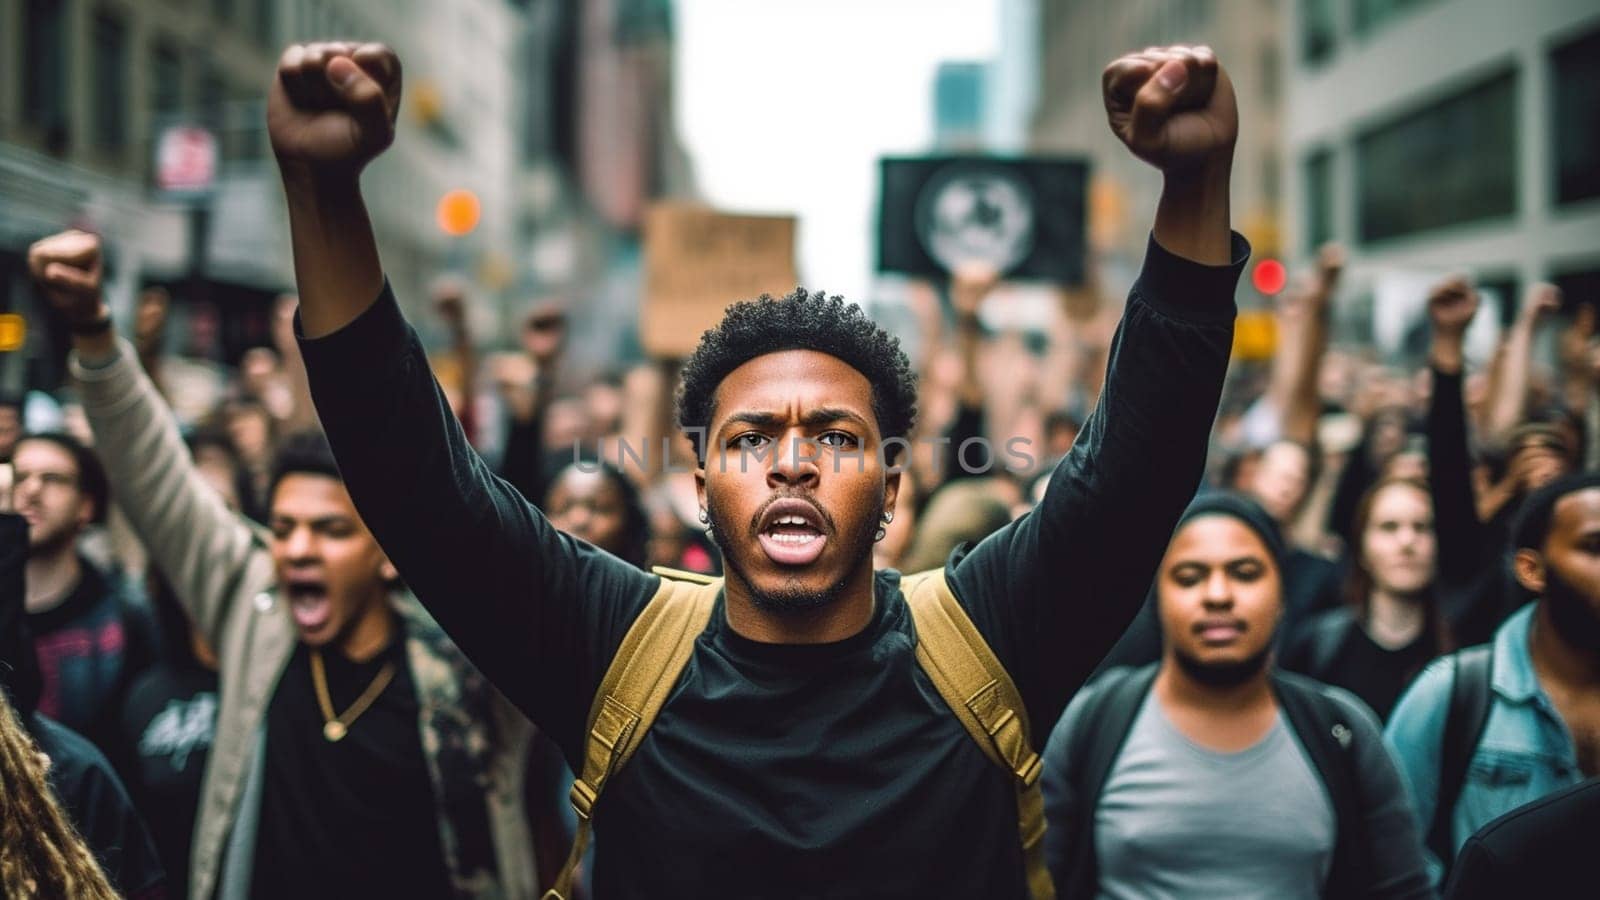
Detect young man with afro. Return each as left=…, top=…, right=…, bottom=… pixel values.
left=250, top=38, right=1246, bottom=897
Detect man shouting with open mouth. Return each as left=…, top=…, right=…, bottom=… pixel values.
left=265, top=37, right=1246, bottom=899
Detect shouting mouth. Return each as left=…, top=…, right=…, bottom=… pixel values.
left=286, top=578, right=331, bottom=633
left=755, top=499, right=829, bottom=567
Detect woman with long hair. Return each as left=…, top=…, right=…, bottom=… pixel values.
left=0, top=688, right=119, bottom=900
left=1282, top=476, right=1452, bottom=721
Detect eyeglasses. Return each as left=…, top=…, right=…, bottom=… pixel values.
left=13, top=470, right=79, bottom=491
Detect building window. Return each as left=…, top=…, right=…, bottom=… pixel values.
left=1300, top=0, right=1337, bottom=65
left=22, top=0, right=69, bottom=143
left=151, top=39, right=184, bottom=119
left=92, top=9, right=130, bottom=151
left=1352, top=0, right=1438, bottom=37
left=1552, top=27, right=1600, bottom=207
left=254, top=0, right=276, bottom=49
left=1303, top=147, right=1333, bottom=252
left=1476, top=275, right=1520, bottom=328
left=1553, top=266, right=1600, bottom=323
left=1356, top=69, right=1516, bottom=244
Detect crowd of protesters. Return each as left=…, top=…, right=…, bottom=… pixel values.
left=0, top=38, right=1594, bottom=900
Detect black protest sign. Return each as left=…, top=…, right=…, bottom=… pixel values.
left=877, top=156, right=1088, bottom=284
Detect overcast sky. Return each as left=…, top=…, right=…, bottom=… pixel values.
left=675, top=0, right=1000, bottom=303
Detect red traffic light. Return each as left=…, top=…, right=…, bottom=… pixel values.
left=1252, top=259, right=1287, bottom=295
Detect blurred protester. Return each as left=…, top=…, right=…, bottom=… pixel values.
left=2, top=511, right=166, bottom=898
left=115, top=566, right=221, bottom=900
left=1442, top=776, right=1600, bottom=900
left=13, top=431, right=156, bottom=755
left=543, top=458, right=650, bottom=570
left=186, top=428, right=258, bottom=521
left=497, top=301, right=567, bottom=508
left=1385, top=472, right=1600, bottom=887
left=270, top=40, right=1241, bottom=896
left=130, top=285, right=227, bottom=432
left=0, top=390, right=22, bottom=460
left=237, top=347, right=297, bottom=427
left=1245, top=246, right=1347, bottom=641
left=898, top=478, right=1012, bottom=573
left=1425, top=278, right=1575, bottom=647
left=216, top=399, right=277, bottom=512
left=1041, top=492, right=1432, bottom=899
left=431, top=276, right=480, bottom=446
left=1282, top=477, right=1451, bottom=721
left=29, top=230, right=539, bottom=900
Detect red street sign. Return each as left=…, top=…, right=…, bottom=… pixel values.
left=156, top=126, right=218, bottom=192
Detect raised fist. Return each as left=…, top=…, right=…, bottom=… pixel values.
left=950, top=261, right=1001, bottom=320
left=1103, top=45, right=1238, bottom=174
left=1521, top=282, right=1561, bottom=325
left=1316, top=243, right=1345, bottom=290
left=431, top=276, right=469, bottom=327
left=268, top=42, right=402, bottom=179
left=27, top=230, right=107, bottom=326
left=1427, top=275, right=1479, bottom=339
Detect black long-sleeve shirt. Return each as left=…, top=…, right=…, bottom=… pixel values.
left=1427, top=366, right=1524, bottom=646
left=298, top=232, right=1246, bottom=899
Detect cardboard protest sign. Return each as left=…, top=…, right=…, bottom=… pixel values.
left=877, top=156, right=1088, bottom=284
left=643, top=203, right=798, bottom=357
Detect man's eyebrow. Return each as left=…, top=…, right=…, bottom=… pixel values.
left=719, top=411, right=784, bottom=433
left=800, top=407, right=871, bottom=429
left=718, top=407, right=871, bottom=432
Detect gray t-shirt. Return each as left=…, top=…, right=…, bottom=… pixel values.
left=1094, top=691, right=1335, bottom=900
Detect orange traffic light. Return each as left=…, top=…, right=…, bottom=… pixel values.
left=436, top=189, right=481, bottom=237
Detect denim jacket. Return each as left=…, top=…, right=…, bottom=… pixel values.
left=1383, top=604, right=1585, bottom=886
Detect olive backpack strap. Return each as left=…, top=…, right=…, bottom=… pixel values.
left=902, top=568, right=1055, bottom=900
left=542, top=567, right=721, bottom=900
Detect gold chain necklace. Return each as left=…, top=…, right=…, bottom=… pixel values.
left=309, top=649, right=397, bottom=742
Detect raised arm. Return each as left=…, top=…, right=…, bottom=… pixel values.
left=1484, top=284, right=1560, bottom=440
left=939, top=263, right=998, bottom=484
left=948, top=45, right=1244, bottom=732
left=1424, top=276, right=1488, bottom=587
left=27, top=232, right=264, bottom=651
left=1275, top=245, right=1344, bottom=447
left=266, top=42, right=655, bottom=746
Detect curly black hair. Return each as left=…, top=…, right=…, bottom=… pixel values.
left=675, top=287, right=917, bottom=464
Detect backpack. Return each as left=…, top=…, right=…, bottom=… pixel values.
left=1427, top=644, right=1494, bottom=873
left=540, top=567, right=1054, bottom=900
left=1047, top=664, right=1374, bottom=899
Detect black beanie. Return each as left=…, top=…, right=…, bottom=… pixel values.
left=1175, top=489, right=1289, bottom=574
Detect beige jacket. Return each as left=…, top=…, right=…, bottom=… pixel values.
left=74, top=340, right=537, bottom=899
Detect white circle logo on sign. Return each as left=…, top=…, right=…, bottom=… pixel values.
left=914, top=164, right=1035, bottom=274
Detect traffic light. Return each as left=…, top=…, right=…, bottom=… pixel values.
left=1252, top=258, right=1287, bottom=295
left=436, top=189, right=481, bottom=237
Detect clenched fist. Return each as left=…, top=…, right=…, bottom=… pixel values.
left=1103, top=45, right=1237, bottom=174
left=1427, top=275, right=1479, bottom=340
left=267, top=42, right=402, bottom=180
left=27, top=230, right=107, bottom=327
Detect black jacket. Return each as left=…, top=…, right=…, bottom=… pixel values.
left=1444, top=776, right=1600, bottom=900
